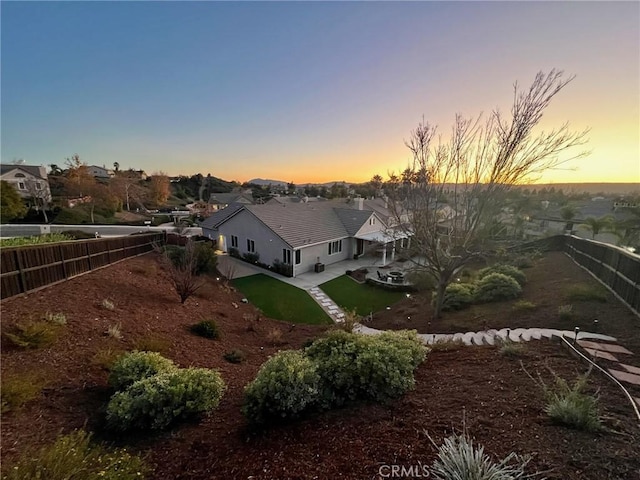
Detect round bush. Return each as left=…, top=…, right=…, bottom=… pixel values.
left=432, top=283, right=475, bottom=311
left=109, top=351, right=176, bottom=391
left=305, top=330, right=427, bottom=408
left=474, top=273, right=522, bottom=303
left=243, top=350, right=320, bottom=425
left=477, top=263, right=526, bottom=286
left=106, top=367, right=226, bottom=431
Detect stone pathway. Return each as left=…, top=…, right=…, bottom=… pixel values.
left=308, top=287, right=345, bottom=322
left=354, top=324, right=640, bottom=412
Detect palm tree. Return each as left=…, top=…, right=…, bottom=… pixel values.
left=581, top=216, right=613, bottom=239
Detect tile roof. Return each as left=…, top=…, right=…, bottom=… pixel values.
left=245, top=203, right=352, bottom=248
left=199, top=203, right=245, bottom=229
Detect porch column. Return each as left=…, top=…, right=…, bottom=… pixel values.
left=381, top=243, right=387, bottom=266
left=391, top=240, right=396, bottom=261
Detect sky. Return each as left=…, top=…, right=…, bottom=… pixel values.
left=1, top=1, right=639, bottom=185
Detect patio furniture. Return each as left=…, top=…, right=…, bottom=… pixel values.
left=377, top=271, right=388, bottom=281
left=388, top=271, right=405, bottom=284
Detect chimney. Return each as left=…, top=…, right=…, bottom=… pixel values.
left=355, top=197, right=364, bottom=210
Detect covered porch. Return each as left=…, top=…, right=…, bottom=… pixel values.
left=355, top=230, right=411, bottom=267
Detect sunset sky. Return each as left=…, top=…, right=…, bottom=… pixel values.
left=2, top=1, right=638, bottom=185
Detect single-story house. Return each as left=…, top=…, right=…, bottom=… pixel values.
left=200, top=198, right=409, bottom=276
left=87, top=165, right=115, bottom=179
left=208, top=192, right=254, bottom=211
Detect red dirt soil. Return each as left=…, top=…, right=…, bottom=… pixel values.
left=1, top=252, right=639, bottom=480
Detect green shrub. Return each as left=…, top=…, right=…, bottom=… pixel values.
left=542, top=374, right=600, bottom=431
left=3, top=429, right=147, bottom=480
left=477, top=263, right=527, bottom=286
left=190, top=319, right=219, bottom=339
left=243, top=350, right=321, bottom=425
left=403, top=270, right=436, bottom=292
left=223, top=349, right=246, bottom=364
left=474, top=273, right=522, bottom=303
left=60, top=229, right=95, bottom=240
left=106, top=367, right=226, bottom=431
left=429, top=338, right=465, bottom=352
left=1, top=373, right=46, bottom=413
left=305, top=330, right=427, bottom=408
left=432, top=283, right=475, bottom=311
left=566, top=284, right=607, bottom=303
left=109, top=351, right=176, bottom=391
left=242, top=252, right=260, bottom=264
left=3, top=319, right=62, bottom=349
left=430, top=433, right=537, bottom=480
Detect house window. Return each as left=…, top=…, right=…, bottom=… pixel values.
left=35, top=182, right=42, bottom=190
left=231, top=235, right=238, bottom=248
left=282, top=249, right=291, bottom=264
left=18, top=182, right=25, bottom=190
left=15, top=173, right=25, bottom=178
left=247, top=239, right=255, bottom=253
left=369, top=217, right=376, bottom=225
left=328, top=240, right=342, bottom=255
left=295, top=250, right=301, bottom=265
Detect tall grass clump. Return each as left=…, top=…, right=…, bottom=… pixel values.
left=3, top=315, right=65, bottom=349
left=2, top=429, right=147, bottom=480
left=542, top=373, right=600, bottom=431
left=429, top=433, right=540, bottom=479
left=1, top=373, right=46, bottom=413
left=189, top=319, right=219, bottom=339
left=566, top=284, right=607, bottom=303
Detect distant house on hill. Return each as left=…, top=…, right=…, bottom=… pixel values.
left=200, top=198, right=409, bottom=276
left=208, top=191, right=254, bottom=211
left=87, top=165, right=114, bottom=179
left=0, top=163, right=52, bottom=203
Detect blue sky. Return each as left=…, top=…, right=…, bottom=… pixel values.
left=2, top=1, right=639, bottom=184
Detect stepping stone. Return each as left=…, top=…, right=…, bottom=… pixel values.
left=608, top=369, right=640, bottom=386
left=509, top=328, right=526, bottom=342
left=620, top=363, right=640, bottom=375
left=335, top=313, right=345, bottom=319
left=483, top=333, right=496, bottom=346
left=520, top=330, right=532, bottom=342
left=321, top=301, right=332, bottom=306
left=576, top=332, right=617, bottom=342
left=452, top=333, right=465, bottom=343
left=495, top=329, right=509, bottom=341
left=528, top=329, right=543, bottom=340
left=462, top=332, right=475, bottom=346
left=582, top=348, right=619, bottom=362
left=539, top=329, right=557, bottom=339
left=577, top=341, right=633, bottom=355
left=472, top=332, right=486, bottom=346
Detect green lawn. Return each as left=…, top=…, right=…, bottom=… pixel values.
left=232, top=274, right=332, bottom=325
left=319, top=275, right=406, bottom=316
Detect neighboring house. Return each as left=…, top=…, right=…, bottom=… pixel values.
left=208, top=192, right=254, bottom=211
left=201, top=199, right=408, bottom=276
left=0, top=164, right=52, bottom=203
left=87, top=165, right=114, bottom=179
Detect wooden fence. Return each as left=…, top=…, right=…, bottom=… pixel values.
left=1, top=233, right=164, bottom=300
left=564, top=236, right=640, bottom=316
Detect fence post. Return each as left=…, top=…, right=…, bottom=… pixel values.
left=86, top=242, right=92, bottom=270
left=59, top=244, right=67, bottom=279
left=14, top=249, right=27, bottom=294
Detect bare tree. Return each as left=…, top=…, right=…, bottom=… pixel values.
left=24, top=178, right=50, bottom=223
left=386, top=70, right=588, bottom=318
left=157, top=240, right=205, bottom=304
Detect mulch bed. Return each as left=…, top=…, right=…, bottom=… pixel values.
left=1, top=252, right=639, bottom=479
